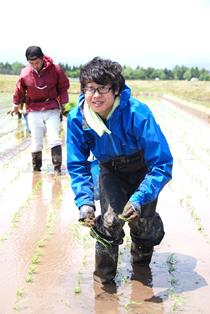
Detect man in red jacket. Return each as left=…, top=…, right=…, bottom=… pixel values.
left=9, top=46, right=70, bottom=173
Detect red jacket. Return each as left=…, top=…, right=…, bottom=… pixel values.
left=13, top=56, right=70, bottom=112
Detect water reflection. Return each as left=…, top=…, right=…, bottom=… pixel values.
left=93, top=263, right=164, bottom=314
left=130, top=264, right=164, bottom=313
left=153, top=252, right=208, bottom=299
left=131, top=264, right=153, bottom=286
left=94, top=281, right=119, bottom=314
left=92, top=246, right=164, bottom=314
left=51, top=177, right=62, bottom=207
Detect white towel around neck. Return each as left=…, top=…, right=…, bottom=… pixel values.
left=84, top=97, right=119, bottom=136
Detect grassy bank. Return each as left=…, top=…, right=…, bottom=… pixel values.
left=1, top=75, right=210, bottom=109
left=0, top=75, right=80, bottom=94
left=128, top=80, right=210, bottom=109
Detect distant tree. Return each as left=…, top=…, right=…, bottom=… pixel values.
left=11, top=62, right=24, bottom=75
left=173, top=65, right=188, bottom=80
left=122, top=66, right=134, bottom=79
left=0, top=62, right=12, bottom=74
left=1, top=61, right=210, bottom=81
left=191, top=66, right=200, bottom=78
left=199, top=69, right=210, bottom=81
left=0, top=62, right=5, bottom=73
left=163, top=68, right=174, bottom=80
left=149, top=69, right=162, bottom=80
left=183, top=69, right=192, bottom=81
left=133, top=66, right=146, bottom=79
left=144, top=67, right=155, bottom=80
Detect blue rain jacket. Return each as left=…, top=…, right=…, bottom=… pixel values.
left=66, top=85, right=173, bottom=208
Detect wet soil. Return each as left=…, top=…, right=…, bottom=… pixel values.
left=0, top=98, right=210, bottom=314
left=160, top=95, right=210, bottom=126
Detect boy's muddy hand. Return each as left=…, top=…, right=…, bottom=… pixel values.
left=121, top=201, right=141, bottom=222
left=80, top=217, right=96, bottom=227
left=79, top=205, right=95, bottom=227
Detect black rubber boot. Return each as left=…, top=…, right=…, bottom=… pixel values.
left=32, top=151, right=42, bottom=171
left=131, top=242, right=153, bottom=265
left=93, top=241, right=119, bottom=284
left=51, top=145, right=62, bottom=173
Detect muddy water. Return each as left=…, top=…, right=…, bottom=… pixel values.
left=1, top=100, right=210, bottom=314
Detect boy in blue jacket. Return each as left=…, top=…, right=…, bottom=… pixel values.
left=66, top=57, right=173, bottom=284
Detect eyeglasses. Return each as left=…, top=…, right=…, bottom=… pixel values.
left=83, top=86, right=112, bottom=95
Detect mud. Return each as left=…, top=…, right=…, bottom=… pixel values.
left=0, top=98, right=210, bottom=314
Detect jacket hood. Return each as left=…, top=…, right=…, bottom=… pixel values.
left=33, top=55, right=54, bottom=71
left=42, top=55, right=54, bottom=69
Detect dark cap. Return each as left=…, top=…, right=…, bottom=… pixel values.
left=25, top=46, right=44, bottom=60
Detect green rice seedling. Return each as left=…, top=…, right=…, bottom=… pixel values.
left=169, top=292, right=187, bottom=311
left=35, top=248, right=42, bottom=256
left=124, top=234, right=131, bottom=246
left=121, top=275, right=130, bottom=284
left=16, top=288, right=24, bottom=298
left=74, top=271, right=81, bottom=294
left=90, top=227, right=113, bottom=248
left=181, top=195, right=210, bottom=244
left=12, top=212, right=21, bottom=225
left=31, top=254, right=41, bottom=265
left=13, top=304, right=19, bottom=311
left=74, top=285, right=81, bottom=294
left=166, top=253, right=177, bottom=274
left=28, top=264, right=38, bottom=275
left=124, top=300, right=142, bottom=310
left=43, top=235, right=50, bottom=241
left=118, top=214, right=128, bottom=222
left=169, top=278, right=178, bottom=288
left=25, top=273, right=33, bottom=283
left=45, top=214, right=55, bottom=235
left=165, top=254, right=187, bottom=311
left=33, top=180, right=42, bottom=192
left=0, top=234, right=8, bottom=241
left=64, top=101, right=77, bottom=114
left=37, top=239, right=46, bottom=247
left=118, top=249, right=124, bottom=263
left=0, top=185, right=43, bottom=243
left=82, top=254, right=87, bottom=267
left=13, top=287, right=25, bottom=310
left=46, top=212, right=56, bottom=229
left=11, top=202, right=28, bottom=228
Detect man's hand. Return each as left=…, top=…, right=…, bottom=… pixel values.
left=60, top=105, right=67, bottom=116
left=121, top=201, right=141, bottom=222
left=7, top=105, right=19, bottom=116
left=79, top=205, right=95, bottom=227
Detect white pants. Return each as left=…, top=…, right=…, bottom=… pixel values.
left=28, top=109, right=61, bottom=152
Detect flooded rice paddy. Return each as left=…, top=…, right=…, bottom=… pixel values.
left=0, top=96, right=210, bottom=314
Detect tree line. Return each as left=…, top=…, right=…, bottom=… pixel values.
left=1, top=61, right=210, bottom=81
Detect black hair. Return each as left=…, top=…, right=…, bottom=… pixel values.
left=25, top=46, right=44, bottom=60
left=80, top=57, right=125, bottom=93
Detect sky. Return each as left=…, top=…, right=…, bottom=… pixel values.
left=1, top=0, right=210, bottom=69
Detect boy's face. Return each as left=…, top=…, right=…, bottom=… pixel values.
left=84, top=82, right=118, bottom=118
left=28, top=58, right=44, bottom=72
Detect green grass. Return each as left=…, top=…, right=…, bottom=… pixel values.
left=0, top=74, right=17, bottom=92
left=128, top=80, right=210, bottom=109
